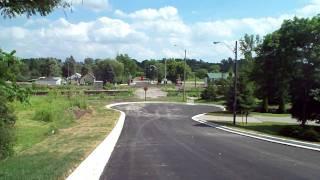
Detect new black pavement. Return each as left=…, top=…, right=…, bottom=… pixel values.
left=100, top=103, right=320, bottom=180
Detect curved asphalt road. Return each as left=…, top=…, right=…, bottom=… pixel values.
left=100, top=103, right=320, bottom=180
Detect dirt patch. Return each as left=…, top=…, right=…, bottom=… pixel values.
left=73, top=108, right=92, bottom=119
left=134, top=87, right=167, bottom=99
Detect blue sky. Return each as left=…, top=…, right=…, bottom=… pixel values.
left=0, top=0, right=319, bottom=62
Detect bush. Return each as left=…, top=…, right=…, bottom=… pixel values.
left=0, top=126, right=14, bottom=159
left=34, top=108, right=54, bottom=122
left=201, top=84, right=218, bottom=101
left=104, top=83, right=115, bottom=90
left=69, top=92, right=87, bottom=109
left=33, top=94, right=80, bottom=124
left=0, top=98, right=16, bottom=160
left=301, top=129, right=320, bottom=141
left=279, top=126, right=320, bottom=142
left=70, top=98, right=87, bottom=109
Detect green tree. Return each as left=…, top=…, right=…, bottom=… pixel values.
left=0, top=0, right=69, bottom=18
left=0, top=0, right=65, bottom=160
left=287, top=16, right=320, bottom=125
left=210, top=64, right=221, bottom=73
left=94, top=59, right=124, bottom=84
left=201, top=83, right=218, bottom=101
left=238, top=77, right=256, bottom=124
left=62, top=56, right=76, bottom=77
left=253, top=15, right=320, bottom=125
left=116, top=54, right=138, bottom=78
left=253, top=33, right=280, bottom=112
left=40, top=58, right=62, bottom=77
left=0, top=50, right=29, bottom=159
left=195, top=69, right=208, bottom=79
left=166, top=59, right=192, bottom=83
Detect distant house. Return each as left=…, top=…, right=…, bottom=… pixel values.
left=204, top=73, right=229, bottom=86
left=80, top=73, right=96, bottom=85
left=67, top=73, right=82, bottom=85
left=35, top=77, right=62, bottom=86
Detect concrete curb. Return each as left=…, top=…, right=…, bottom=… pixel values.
left=66, top=103, right=126, bottom=180
left=192, top=113, right=320, bottom=152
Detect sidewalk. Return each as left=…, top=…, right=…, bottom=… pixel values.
left=203, top=113, right=319, bottom=125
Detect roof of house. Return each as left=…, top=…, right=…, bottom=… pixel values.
left=81, top=73, right=95, bottom=79
left=68, top=73, right=82, bottom=80
left=36, top=77, right=61, bottom=82
left=207, top=73, right=226, bottom=79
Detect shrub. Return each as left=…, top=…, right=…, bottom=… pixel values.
left=201, top=84, right=218, bottom=101
left=0, top=126, right=14, bottom=160
left=0, top=98, right=16, bottom=160
left=279, top=126, right=302, bottom=137
left=70, top=98, right=87, bottom=109
left=34, top=108, right=54, bottom=122
left=69, top=92, right=87, bottom=109
left=167, top=90, right=181, bottom=97
left=301, top=129, right=320, bottom=141
left=279, top=126, right=320, bottom=142
left=104, top=83, right=116, bottom=90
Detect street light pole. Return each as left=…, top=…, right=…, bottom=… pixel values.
left=213, top=41, right=238, bottom=125
left=173, top=44, right=187, bottom=102
left=233, top=41, right=238, bottom=126
left=164, top=58, right=167, bottom=87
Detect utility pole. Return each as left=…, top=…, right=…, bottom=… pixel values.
left=183, top=49, right=187, bottom=102
left=233, top=41, right=238, bottom=125
left=164, top=58, right=167, bottom=87
left=173, top=44, right=187, bottom=102
left=67, top=61, right=69, bottom=77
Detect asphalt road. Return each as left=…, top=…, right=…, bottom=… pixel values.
left=100, top=103, right=320, bottom=180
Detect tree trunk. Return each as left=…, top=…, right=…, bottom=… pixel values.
left=241, top=111, right=244, bottom=125
left=278, top=95, right=286, bottom=114
left=262, top=97, right=269, bottom=113
left=246, top=112, right=249, bottom=124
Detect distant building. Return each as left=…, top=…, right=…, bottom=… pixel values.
left=80, top=73, right=96, bottom=85
left=67, top=73, right=82, bottom=85
left=35, top=77, right=62, bottom=86
left=204, top=73, right=229, bottom=86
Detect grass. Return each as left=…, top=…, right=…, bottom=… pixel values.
left=195, top=99, right=226, bottom=105
left=212, top=121, right=289, bottom=135
left=11, top=95, right=77, bottom=152
left=250, top=112, right=290, bottom=117
left=0, top=94, right=124, bottom=179
left=210, top=120, right=320, bottom=142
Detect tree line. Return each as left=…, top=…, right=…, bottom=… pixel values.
left=16, top=54, right=224, bottom=84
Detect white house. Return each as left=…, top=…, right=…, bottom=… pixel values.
left=35, top=77, right=62, bottom=85
left=67, top=73, right=82, bottom=85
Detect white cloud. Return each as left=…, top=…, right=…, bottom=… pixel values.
left=1, top=1, right=320, bottom=62
left=296, top=0, right=320, bottom=17
left=68, top=0, right=110, bottom=12
left=115, top=6, right=179, bottom=20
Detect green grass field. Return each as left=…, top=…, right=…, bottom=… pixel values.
left=0, top=93, right=132, bottom=179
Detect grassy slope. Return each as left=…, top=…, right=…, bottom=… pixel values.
left=0, top=96, right=121, bottom=179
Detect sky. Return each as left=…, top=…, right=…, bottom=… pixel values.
left=0, top=0, right=319, bottom=62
